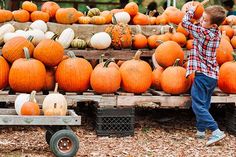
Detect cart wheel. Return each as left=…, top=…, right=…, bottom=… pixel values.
left=50, top=129, right=79, bottom=157
left=45, top=130, right=54, bottom=145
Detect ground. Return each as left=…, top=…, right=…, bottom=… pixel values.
left=0, top=107, right=235, bottom=157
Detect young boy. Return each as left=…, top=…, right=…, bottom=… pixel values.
left=182, top=4, right=226, bottom=146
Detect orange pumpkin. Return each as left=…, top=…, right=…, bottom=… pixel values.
left=176, top=23, right=189, bottom=37
left=9, top=47, right=46, bottom=93
left=216, top=38, right=234, bottom=66
left=43, top=67, right=56, bottom=91
left=2, top=36, right=34, bottom=63
left=91, top=16, right=106, bottom=25
left=231, top=36, right=236, bottom=48
left=186, top=39, right=193, bottom=50
left=21, top=91, right=40, bottom=115
left=156, top=14, right=169, bottom=25
left=33, top=38, right=64, bottom=67
left=0, top=9, right=13, bottom=23
left=219, top=25, right=234, bottom=39
left=182, top=1, right=204, bottom=20
left=55, top=51, right=93, bottom=92
left=22, top=1, right=37, bottom=12
left=164, top=8, right=184, bottom=25
left=133, top=27, right=147, bottom=49
left=78, top=16, right=91, bottom=24
left=154, top=41, right=184, bottom=68
left=132, top=13, right=149, bottom=25
left=218, top=54, right=236, bottom=93
left=101, top=11, right=112, bottom=24
left=0, top=56, right=10, bottom=90
left=41, top=1, right=60, bottom=18
left=171, top=32, right=187, bottom=47
left=90, top=59, right=121, bottom=94
left=161, top=59, right=191, bottom=94
left=120, top=50, right=152, bottom=93
left=13, top=10, right=30, bottom=22
left=124, top=2, right=138, bottom=17
left=31, top=11, right=50, bottom=22
left=147, top=34, right=169, bottom=49
left=56, top=8, right=78, bottom=24
left=152, top=65, right=164, bottom=91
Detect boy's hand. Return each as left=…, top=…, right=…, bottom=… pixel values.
left=185, top=2, right=197, bottom=12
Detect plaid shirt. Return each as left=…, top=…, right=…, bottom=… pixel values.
left=182, top=9, right=221, bottom=79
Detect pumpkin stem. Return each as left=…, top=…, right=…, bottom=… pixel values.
left=54, top=103, right=57, bottom=109
left=51, top=34, right=58, bottom=40
left=23, top=47, right=31, bottom=60
left=86, top=6, right=91, bottom=10
left=54, top=83, right=58, bottom=93
left=112, top=14, right=118, bottom=25
left=67, top=51, right=76, bottom=58
left=133, top=50, right=143, bottom=60
left=99, top=54, right=105, bottom=63
left=232, top=52, right=236, bottom=61
left=29, top=90, right=36, bottom=102
left=103, top=58, right=115, bottom=68
left=173, top=59, right=180, bottom=66
left=27, top=35, right=34, bottom=42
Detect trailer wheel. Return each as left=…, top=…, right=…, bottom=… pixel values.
left=50, top=129, right=79, bottom=157
left=45, top=130, right=54, bottom=145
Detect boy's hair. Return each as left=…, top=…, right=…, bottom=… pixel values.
left=205, top=5, right=226, bottom=26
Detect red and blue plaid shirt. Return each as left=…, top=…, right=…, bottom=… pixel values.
left=182, top=9, right=221, bottom=79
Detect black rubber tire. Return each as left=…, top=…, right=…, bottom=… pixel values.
left=49, top=129, right=79, bottom=157
left=45, top=130, right=54, bottom=145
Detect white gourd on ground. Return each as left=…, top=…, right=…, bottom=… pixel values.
left=26, top=29, right=45, bottom=45
left=56, top=28, right=75, bottom=49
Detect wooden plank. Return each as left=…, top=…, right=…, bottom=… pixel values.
left=0, top=109, right=81, bottom=126
left=117, top=95, right=192, bottom=108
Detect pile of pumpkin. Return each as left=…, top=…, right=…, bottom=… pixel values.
left=15, top=83, right=68, bottom=116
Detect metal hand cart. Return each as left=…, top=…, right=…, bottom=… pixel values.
left=0, top=109, right=81, bottom=157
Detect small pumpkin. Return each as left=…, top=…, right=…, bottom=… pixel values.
left=41, top=1, right=60, bottom=18
left=101, top=11, right=112, bottom=24
left=181, top=1, right=205, bottom=20
left=132, top=13, right=149, bottom=25
left=78, top=16, right=91, bottom=24
left=43, top=83, right=67, bottom=116
left=151, top=56, right=164, bottom=91
left=216, top=38, right=234, bottom=66
left=87, top=6, right=100, bottom=17
left=55, top=8, right=78, bottom=24
left=132, top=25, right=147, bottom=49
left=112, top=12, right=130, bottom=24
left=90, top=32, right=111, bottom=50
left=71, top=38, right=87, bottom=49
left=91, top=16, right=106, bottom=25
left=124, top=2, right=138, bottom=17
left=0, top=9, right=13, bottom=23
left=22, top=1, right=37, bottom=13
left=21, top=91, right=40, bottom=116
left=56, top=28, right=75, bottom=49
left=90, top=59, right=121, bottom=94
left=13, top=9, right=30, bottom=22
left=30, top=12, right=50, bottom=23
left=15, top=93, right=37, bottom=115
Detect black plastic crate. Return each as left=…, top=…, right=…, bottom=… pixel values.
left=95, top=107, right=135, bottom=137
left=225, top=105, right=236, bottom=135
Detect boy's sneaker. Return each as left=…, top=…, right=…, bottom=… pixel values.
left=206, top=131, right=226, bottom=146
left=196, top=131, right=205, bottom=139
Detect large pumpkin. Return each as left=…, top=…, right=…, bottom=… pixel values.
left=90, top=59, right=121, bottom=94
left=0, top=56, right=10, bottom=90
left=2, top=36, right=34, bottom=63
left=33, top=37, right=64, bottom=67
left=120, top=50, right=152, bottom=93
left=9, top=47, right=46, bottom=93
left=105, top=20, right=132, bottom=49
left=55, top=51, right=93, bottom=92
left=218, top=53, right=236, bottom=94
left=154, top=41, right=184, bottom=68
left=161, top=59, right=191, bottom=94
left=21, top=91, right=40, bottom=116
left=216, top=38, right=234, bottom=66
left=43, top=83, right=67, bottom=116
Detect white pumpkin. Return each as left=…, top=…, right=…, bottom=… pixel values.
left=90, top=32, right=111, bottom=49
left=45, top=31, right=55, bottom=39
left=30, top=20, right=48, bottom=32
left=0, top=23, right=15, bottom=44
left=15, top=30, right=27, bottom=38
left=42, top=83, right=67, bottom=116
left=3, top=32, right=19, bottom=43
left=15, top=93, right=37, bottom=115
left=112, top=12, right=131, bottom=24
left=26, top=29, right=45, bottom=45
left=56, top=28, right=75, bottom=49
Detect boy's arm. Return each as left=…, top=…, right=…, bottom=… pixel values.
left=182, top=8, right=203, bottom=38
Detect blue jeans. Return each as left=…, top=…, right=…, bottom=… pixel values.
left=191, top=72, right=218, bottom=132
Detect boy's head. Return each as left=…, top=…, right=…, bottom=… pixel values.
left=200, top=5, right=226, bottom=28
